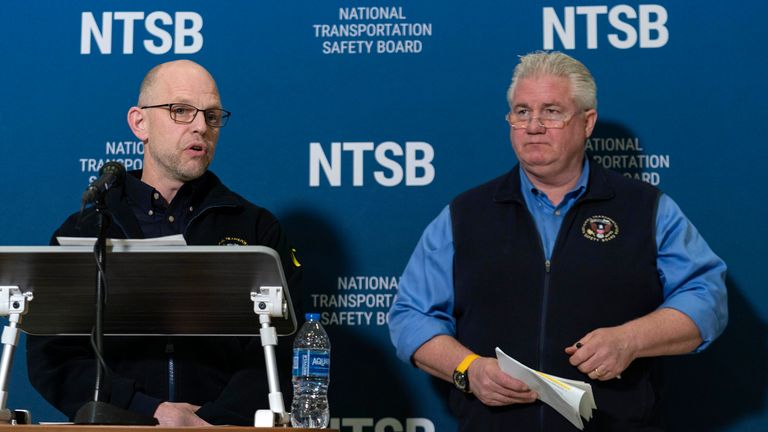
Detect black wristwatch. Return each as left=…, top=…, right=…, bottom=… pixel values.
left=452, top=354, right=479, bottom=393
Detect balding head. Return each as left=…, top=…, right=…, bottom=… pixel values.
left=137, top=60, right=220, bottom=107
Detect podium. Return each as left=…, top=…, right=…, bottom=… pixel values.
left=0, top=245, right=298, bottom=426
left=0, top=245, right=297, bottom=336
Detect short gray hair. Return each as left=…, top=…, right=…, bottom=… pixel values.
left=506, top=51, right=597, bottom=110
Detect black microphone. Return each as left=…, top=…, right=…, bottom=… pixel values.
left=82, top=161, right=126, bottom=205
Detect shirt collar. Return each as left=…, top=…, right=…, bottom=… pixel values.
left=124, top=172, right=205, bottom=213
left=519, top=158, right=590, bottom=209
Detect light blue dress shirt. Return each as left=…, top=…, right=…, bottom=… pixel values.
left=388, top=163, right=728, bottom=363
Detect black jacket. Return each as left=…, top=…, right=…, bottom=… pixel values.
left=27, top=170, right=302, bottom=425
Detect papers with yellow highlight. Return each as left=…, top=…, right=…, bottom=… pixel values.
left=495, top=347, right=597, bottom=430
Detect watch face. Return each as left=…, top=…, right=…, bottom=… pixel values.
left=453, top=370, right=468, bottom=392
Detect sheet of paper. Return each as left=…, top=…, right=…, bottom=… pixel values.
left=57, top=234, right=187, bottom=247
left=495, top=347, right=596, bottom=430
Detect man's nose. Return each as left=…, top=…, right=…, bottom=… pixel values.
left=526, top=117, right=546, bottom=133
left=191, top=111, right=209, bottom=132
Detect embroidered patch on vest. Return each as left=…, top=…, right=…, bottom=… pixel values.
left=218, top=236, right=249, bottom=246
left=582, top=215, right=619, bottom=242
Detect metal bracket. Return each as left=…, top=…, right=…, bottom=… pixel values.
left=251, top=286, right=290, bottom=427
left=0, top=286, right=33, bottom=424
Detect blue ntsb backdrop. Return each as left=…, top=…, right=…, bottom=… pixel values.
left=1, top=1, right=766, bottom=431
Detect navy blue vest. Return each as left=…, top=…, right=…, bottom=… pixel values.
left=449, top=161, right=664, bottom=432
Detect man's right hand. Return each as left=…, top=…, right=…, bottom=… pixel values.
left=153, top=402, right=211, bottom=426
left=467, top=357, right=538, bottom=406
left=412, top=335, right=539, bottom=407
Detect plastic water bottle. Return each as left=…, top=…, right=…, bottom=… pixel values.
left=291, top=313, right=330, bottom=428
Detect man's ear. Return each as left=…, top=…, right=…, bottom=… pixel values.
left=584, top=109, right=598, bottom=138
left=127, top=106, right=149, bottom=141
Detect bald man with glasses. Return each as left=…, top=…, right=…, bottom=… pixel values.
left=27, top=60, right=302, bottom=427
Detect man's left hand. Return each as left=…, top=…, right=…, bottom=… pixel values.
left=153, top=402, right=211, bottom=427
left=564, top=326, right=636, bottom=381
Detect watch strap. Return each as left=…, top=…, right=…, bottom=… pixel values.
left=456, top=353, right=479, bottom=373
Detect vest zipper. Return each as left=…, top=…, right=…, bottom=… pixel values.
left=521, top=208, right=549, bottom=432
left=527, top=195, right=586, bottom=431
left=538, top=258, right=552, bottom=431
left=524, top=211, right=549, bottom=372
left=537, top=260, right=551, bottom=372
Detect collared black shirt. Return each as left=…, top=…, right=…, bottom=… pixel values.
left=123, top=174, right=203, bottom=238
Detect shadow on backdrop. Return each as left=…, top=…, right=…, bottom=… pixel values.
left=663, top=278, right=767, bottom=429
left=280, top=208, right=416, bottom=423
left=588, top=119, right=649, bottom=183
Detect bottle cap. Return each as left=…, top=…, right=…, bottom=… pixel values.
left=305, top=312, right=321, bottom=321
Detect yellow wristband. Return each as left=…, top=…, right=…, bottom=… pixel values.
left=456, top=354, right=480, bottom=373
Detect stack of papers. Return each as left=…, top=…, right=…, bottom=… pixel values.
left=496, top=347, right=596, bottom=430
left=57, top=234, right=187, bottom=247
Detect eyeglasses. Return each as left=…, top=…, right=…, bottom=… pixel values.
left=141, top=103, right=231, bottom=128
left=505, top=108, right=582, bottom=130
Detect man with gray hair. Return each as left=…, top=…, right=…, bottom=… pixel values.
left=389, top=51, right=727, bottom=431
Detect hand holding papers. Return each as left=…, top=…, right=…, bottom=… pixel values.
left=495, top=347, right=596, bottom=430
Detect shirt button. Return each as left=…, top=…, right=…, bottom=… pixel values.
left=189, top=206, right=194, bottom=212
left=168, top=215, right=175, bottom=223
left=555, top=210, right=561, bottom=216
left=148, top=209, right=154, bottom=216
